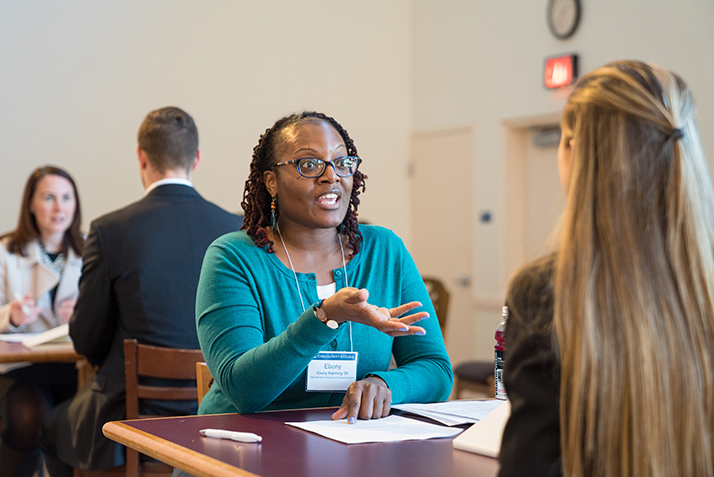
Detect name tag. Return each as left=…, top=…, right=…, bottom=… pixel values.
left=306, top=351, right=358, bottom=392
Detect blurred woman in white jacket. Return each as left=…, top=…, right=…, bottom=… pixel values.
left=0, top=166, right=83, bottom=477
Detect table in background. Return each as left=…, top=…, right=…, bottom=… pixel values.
left=0, top=340, right=94, bottom=386
left=0, top=340, right=81, bottom=364
left=103, top=407, right=500, bottom=477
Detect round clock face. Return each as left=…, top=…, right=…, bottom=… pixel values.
left=547, top=0, right=581, bottom=40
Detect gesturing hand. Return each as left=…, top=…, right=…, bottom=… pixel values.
left=320, top=288, right=428, bottom=337
left=331, top=376, right=391, bottom=424
left=57, top=298, right=77, bottom=323
left=9, top=296, right=41, bottom=327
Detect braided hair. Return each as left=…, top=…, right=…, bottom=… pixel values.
left=241, top=111, right=367, bottom=256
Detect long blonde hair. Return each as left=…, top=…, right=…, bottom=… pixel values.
left=555, top=60, right=714, bottom=476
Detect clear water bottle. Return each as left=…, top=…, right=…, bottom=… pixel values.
left=494, top=306, right=508, bottom=400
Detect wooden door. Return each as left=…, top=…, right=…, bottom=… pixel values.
left=410, top=127, right=475, bottom=367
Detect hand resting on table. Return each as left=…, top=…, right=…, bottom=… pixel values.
left=331, top=376, right=391, bottom=424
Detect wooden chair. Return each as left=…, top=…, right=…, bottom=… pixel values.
left=195, top=362, right=213, bottom=405
left=421, top=277, right=450, bottom=335
left=387, top=276, right=451, bottom=371
left=123, top=339, right=205, bottom=477
left=76, top=358, right=98, bottom=388
left=454, top=361, right=495, bottom=398
left=74, top=340, right=204, bottom=477
left=420, top=277, right=495, bottom=399
left=76, top=340, right=204, bottom=477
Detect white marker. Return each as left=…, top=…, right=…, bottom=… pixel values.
left=199, top=429, right=262, bottom=443
left=14, top=293, right=31, bottom=315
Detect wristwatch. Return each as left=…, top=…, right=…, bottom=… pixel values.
left=314, top=300, right=339, bottom=330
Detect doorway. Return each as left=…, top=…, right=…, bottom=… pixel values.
left=410, top=127, right=475, bottom=367
left=504, top=113, right=564, bottom=280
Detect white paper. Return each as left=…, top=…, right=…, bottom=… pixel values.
left=392, top=399, right=504, bottom=426
left=21, top=323, right=71, bottom=349
left=0, top=333, right=40, bottom=343
left=392, top=409, right=473, bottom=426
left=452, top=400, right=511, bottom=457
left=285, top=415, right=463, bottom=444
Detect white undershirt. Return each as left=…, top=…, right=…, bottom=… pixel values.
left=144, top=178, right=193, bottom=195
left=316, top=282, right=337, bottom=300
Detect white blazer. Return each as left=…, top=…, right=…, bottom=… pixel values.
left=0, top=237, right=82, bottom=333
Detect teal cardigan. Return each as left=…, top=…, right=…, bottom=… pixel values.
left=196, top=225, right=453, bottom=414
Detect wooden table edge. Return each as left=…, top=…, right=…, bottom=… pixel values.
left=102, top=421, right=260, bottom=477
left=0, top=350, right=82, bottom=363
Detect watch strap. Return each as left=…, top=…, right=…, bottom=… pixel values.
left=314, top=299, right=339, bottom=330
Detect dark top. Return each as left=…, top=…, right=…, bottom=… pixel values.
left=498, top=254, right=562, bottom=477
left=46, top=184, right=243, bottom=470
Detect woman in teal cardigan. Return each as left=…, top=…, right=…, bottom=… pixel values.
left=196, top=112, right=452, bottom=423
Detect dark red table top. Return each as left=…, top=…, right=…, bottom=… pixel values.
left=106, top=407, right=500, bottom=477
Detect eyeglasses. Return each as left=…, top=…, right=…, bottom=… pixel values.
left=272, top=156, right=361, bottom=178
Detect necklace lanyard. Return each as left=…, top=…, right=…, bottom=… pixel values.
left=276, top=226, right=354, bottom=352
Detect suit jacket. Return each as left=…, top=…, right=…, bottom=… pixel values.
left=51, top=184, right=242, bottom=470
left=498, top=254, right=562, bottom=477
left=0, top=237, right=82, bottom=333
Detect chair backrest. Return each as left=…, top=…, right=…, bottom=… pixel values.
left=124, top=339, right=205, bottom=420
left=421, top=277, right=450, bottom=335
left=195, top=362, right=213, bottom=405
left=123, top=339, right=205, bottom=477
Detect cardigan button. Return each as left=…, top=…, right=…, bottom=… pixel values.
left=330, top=340, right=338, bottom=348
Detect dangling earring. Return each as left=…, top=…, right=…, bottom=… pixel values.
left=270, top=196, right=277, bottom=230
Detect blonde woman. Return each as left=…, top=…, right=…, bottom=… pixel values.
left=499, top=60, right=714, bottom=476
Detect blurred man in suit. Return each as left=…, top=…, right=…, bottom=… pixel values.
left=41, top=107, right=243, bottom=475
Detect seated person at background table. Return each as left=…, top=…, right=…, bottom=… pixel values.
left=498, top=60, right=714, bottom=476
left=196, top=111, right=452, bottom=424
left=0, top=166, right=83, bottom=477
left=41, top=107, right=243, bottom=477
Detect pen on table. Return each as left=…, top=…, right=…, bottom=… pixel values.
left=13, top=293, right=31, bottom=315
left=199, top=429, right=262, bottom=443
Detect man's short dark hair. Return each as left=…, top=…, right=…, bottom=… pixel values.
left=137, top=106, right=198, bottom=173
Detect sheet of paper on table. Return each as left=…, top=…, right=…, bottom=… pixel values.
left=0, top=333, right=40, bottom=343
left=452, top=400, right=511, bottom=457
left=21, top=323, right=73, bottom=350
left=392, top=399, right=504, bottom=426
left=0, top=332, right=41, bottom=373
left=285, top=415, right=463, bottom=444
left=22, top=323, right=72, bottom=348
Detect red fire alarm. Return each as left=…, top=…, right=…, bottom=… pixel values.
left=544, top=54, right=578, bottom=89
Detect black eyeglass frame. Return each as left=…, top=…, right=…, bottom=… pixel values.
left=272, top=156, right=362, bottom=178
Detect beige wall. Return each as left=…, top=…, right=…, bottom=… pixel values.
left=2, top=0, right=713, bottom=364
left=0, top=0, right=411, bottom=240
left=411, top=0, right=714, bottom=360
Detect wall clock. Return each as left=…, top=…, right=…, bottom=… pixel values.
left=547, top=0, right=581, bottom=40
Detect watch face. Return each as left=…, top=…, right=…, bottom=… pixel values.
left=547, top=0, right=581, bottom=39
